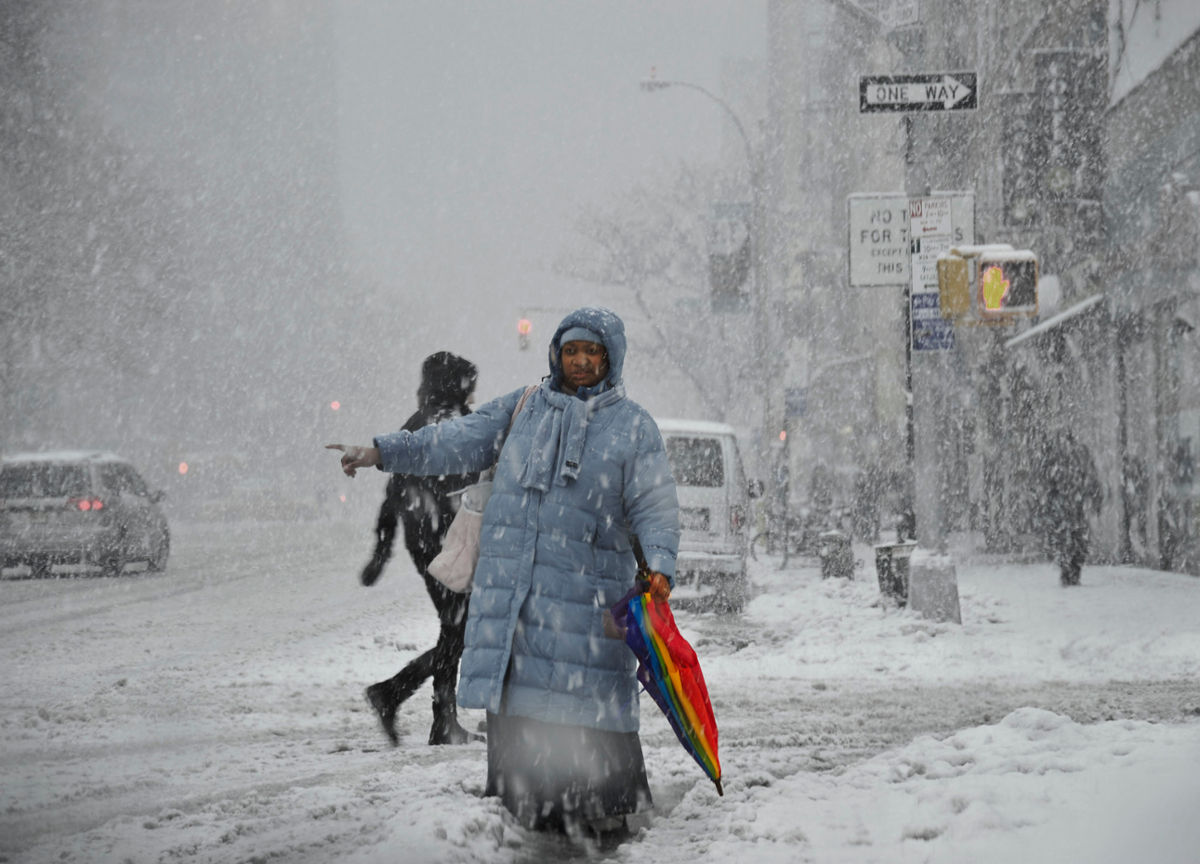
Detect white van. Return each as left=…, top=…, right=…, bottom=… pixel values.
left=656, top=419, right=757, bottom=611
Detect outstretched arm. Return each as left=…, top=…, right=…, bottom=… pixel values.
left=326, top=387, right=528, bottom=479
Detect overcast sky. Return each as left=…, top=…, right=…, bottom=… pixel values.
left=335, top=1, right=766, bottom=405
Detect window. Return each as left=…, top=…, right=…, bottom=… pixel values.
left=666, top=437, right=724, bottom=488
left=0, top=464, right=91, bottom=498
left=101, top=465, right=149, bottom=497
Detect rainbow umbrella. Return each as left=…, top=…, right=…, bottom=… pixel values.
left=608, top=538, right=723, bottom=796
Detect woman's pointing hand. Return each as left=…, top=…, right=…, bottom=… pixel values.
left=325, top=444, right=381, bottom=478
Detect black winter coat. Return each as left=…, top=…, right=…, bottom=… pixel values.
left=369, top=352, right=479, bottom=578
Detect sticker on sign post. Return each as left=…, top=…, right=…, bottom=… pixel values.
left=912, top=292, right=954, bottom=351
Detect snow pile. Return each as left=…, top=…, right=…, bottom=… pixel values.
left=341, top=764, right=523, bottom=864
left=629, top=708, right=1200, bottom=864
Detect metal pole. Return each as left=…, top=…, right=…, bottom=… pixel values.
left=641, top=78, right=779, bottom=536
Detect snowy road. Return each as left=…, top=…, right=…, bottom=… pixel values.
left=2, top=522, right=1199, bottom=862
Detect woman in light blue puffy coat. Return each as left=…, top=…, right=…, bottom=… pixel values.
left=329, top=306, right=680, bottom=837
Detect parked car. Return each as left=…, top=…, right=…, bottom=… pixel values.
left=0, top=451, right=170, bottom=577
left=655, top=420, right=757, bottom=611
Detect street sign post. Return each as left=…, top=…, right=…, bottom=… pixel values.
left=709, top=201, right=752, bottom=313
left=859, top=72, right=978, bottom=113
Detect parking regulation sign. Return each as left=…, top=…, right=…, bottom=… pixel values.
left=848, top=193, right=910, bottom=286
left=911, top=292, right=955, bottom=351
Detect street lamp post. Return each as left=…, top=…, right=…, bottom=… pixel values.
left=640, top=77, right=785, bottom=536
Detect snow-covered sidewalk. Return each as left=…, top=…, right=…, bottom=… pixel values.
left=627, top=705, right=1200, bottom=864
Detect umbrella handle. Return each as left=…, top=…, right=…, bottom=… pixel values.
left=714, top=778, right=724, bottom=797
left=601, top=609, right=625, bottom=639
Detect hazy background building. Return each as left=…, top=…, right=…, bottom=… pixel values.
left=1, top=1, right=767, bottom=520
left=766, top=0, right=909, bottom=529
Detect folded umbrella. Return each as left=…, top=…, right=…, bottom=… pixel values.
left=608, top=537, right=723, bottom=796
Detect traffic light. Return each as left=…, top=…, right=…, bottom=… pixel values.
left=517, top=318, right=532, bottom=350
left=936, top=246, right=1038, bottom=324
left=976, top=251, right=1038, bottom=321
left=937, top=254, right=970, bottom=319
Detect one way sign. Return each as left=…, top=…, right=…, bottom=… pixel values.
left=859, top=72, right=978, bottom=113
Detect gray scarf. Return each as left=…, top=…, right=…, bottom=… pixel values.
left=518, top=383, right=626, bottom=492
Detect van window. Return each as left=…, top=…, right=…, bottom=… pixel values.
left=666, top=437, right=724, bottom=487
left=0, top=463, right=90, bottom=498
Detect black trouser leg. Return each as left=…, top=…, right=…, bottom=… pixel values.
left=423, top=571, right=472, bottom=744
left=375, top=648, right=436, bottom=704
left=371, top=571, right=460, bottom=705
left=367, top=570, right=473, bottom=744
left=365, top=642, right=435, bottom=746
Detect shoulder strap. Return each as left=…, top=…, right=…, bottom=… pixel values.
left=483, top=385, right=539, bottom=480
left=507, top=384, right=538, bottom=435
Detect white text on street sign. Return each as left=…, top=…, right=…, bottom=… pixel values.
left=859, top=72, right=978, bottom=113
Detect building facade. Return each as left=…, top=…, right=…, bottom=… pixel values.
left=1104, top=3, right=1200, bottom=571
left=766, top=0, right=1200, bottom=572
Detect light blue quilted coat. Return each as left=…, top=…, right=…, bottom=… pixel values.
left=374, top=307, right=680, bottom=732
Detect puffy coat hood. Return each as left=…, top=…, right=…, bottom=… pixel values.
left=418, top=351, right=477, bottom=412
left=548, top=307, right=626, bottom=390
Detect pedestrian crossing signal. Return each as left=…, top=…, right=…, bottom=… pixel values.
left=517, top=318, right=532, bottom=350
left=977, top=252, right=1038, bottom=321
left=937, top=247, right=1038, bottom=325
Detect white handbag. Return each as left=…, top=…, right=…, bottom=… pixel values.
left=427, top=385, right=537, bottom=593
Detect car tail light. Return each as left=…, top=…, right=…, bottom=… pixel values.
left=68, top=498, right=105, bottom=512
left=730, top=505, right=745, bottom=531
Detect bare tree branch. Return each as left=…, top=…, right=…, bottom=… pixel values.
left=555, top=160, right=759, bottom=425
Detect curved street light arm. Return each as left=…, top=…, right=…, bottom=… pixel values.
left=640, top=79, right=758, bottom=175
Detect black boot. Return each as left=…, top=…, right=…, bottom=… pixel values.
left=365, top=682, right=400, bottom=745
left=366, top=646, right=440, bottom=745
left=428, top=693, right=484, bottom=745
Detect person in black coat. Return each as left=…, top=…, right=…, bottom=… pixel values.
left=362, top=351, right=483, bottom=746
left=1040, top=429, right=1103, bottom=587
